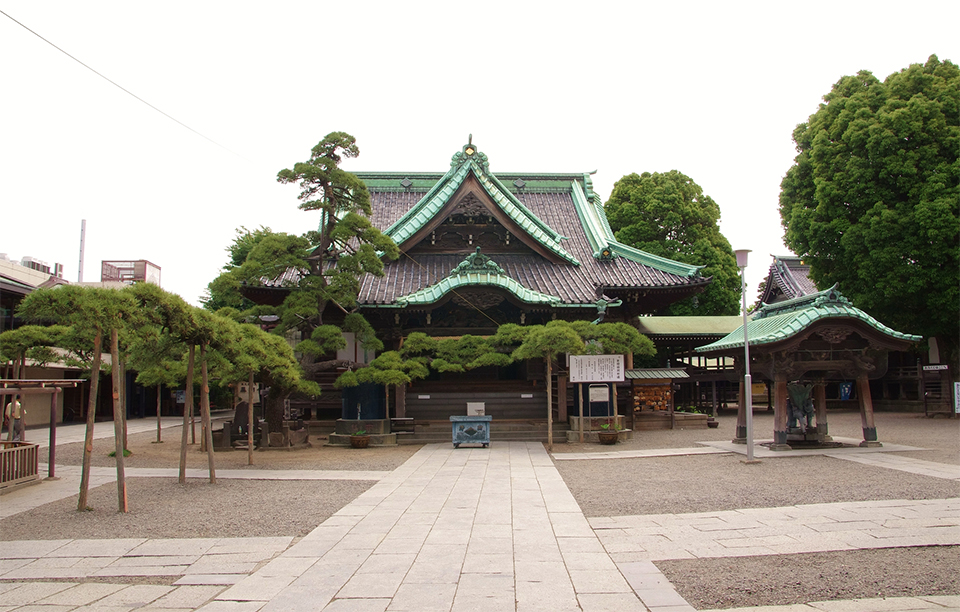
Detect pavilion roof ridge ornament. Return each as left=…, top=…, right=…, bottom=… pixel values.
left=450, top=247, right=506, bottom=276
left=450, top=134, right=489, bottom=173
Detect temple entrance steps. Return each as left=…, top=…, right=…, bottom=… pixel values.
left=305, top=418, right=570, bottom=444
left=395, top=419, right=570, bottom=445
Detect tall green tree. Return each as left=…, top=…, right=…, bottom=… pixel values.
left=205, top=134, right=399, bottom=394
left=779, top=55, right=959, bottom=370
left=275, top=131, right=399, bottom=327
left=604, top=170, right=740, bottom=316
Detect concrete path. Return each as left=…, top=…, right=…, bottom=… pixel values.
left=2, top=420, right=958, bottom=612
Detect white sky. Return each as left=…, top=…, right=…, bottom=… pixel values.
left=2, top=1, right=957, bottom=308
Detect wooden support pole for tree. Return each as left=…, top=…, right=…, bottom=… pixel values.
left=200, top=344, right=216, bottom=484
left=179, top=345, right=195, bottom=484
left=155, top=383, right=162, bottom=443
left=77, top=330, right=102, bottom=511
left=111, top=328, right=128, bottom=513
left=48, top=388, right=59, bottom=479
left=247, top=370, right=255, bottom=466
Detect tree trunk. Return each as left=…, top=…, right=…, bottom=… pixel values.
left=200, top=343, right=216, bottom=484
left=77, top=329, right=103, bottom=511
left=179, top=345, right=195, bottom=484
left=156, top=383, right=162, bottom=443
left=247, top=370, right=255, bottom=466
left=111, top=328, right=128, bottom=513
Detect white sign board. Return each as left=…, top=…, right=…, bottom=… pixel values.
left=569, top=355, right=625, bottom=383
left=955, top=382, right=960, bottom=414
left=588, top=384, right=609, bottom=403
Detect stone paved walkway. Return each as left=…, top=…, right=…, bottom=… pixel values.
left=1, top=422, right=958, bottom=611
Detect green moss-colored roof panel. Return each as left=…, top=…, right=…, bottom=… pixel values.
left=385, top=271, right=564, bottom=308
left=695, top=287, right=922, bottom=354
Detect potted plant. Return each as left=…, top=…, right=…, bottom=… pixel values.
left=706, top=416, right=720, bottom=428
left=350, top=429, right=371, bottom=449
left=597, top=421, right=621, bottom=445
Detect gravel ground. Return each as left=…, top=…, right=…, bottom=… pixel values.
left=553, top=409, right=959, bottom=608
left=0, top=477, right=371, bottom=540
left=3, top=409, right=957, bottom=608
left=659, top=546, right=959, bottom=609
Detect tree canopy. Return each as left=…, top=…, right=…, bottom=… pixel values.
left=604, top=170, right=740, bottom=316
left=779, top=55, right=959, bottom=367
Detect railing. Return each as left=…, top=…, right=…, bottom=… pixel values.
left=0, top=441, right=40, bottom=491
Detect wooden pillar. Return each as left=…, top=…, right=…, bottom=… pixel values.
left=557, top=376, right=568, bottom=423
left=395, top=383, right=406, bottom=419
left=733, top=379, right=746, bottom=443
left=857, top=375, right=881, bottom=447
left=710, top=381, right=718, bottom=417
left=771, top=379, right=791, bottom=450
left=814, top=382, right=830, bottom=442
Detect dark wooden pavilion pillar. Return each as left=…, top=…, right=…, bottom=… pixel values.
left=857, top=375, right=881, bottom=447
left=771, top=377, right=791, bottom=451
left=814, top=382, right=830, bottom=442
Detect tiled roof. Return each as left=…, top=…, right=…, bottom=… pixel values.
left=695, top=287, right=921, bottom=354
left=625, top=368, right=690, bottom=380
left=358, top=190, right=709, bottom=306
left=761, top=255, right=817, bottom=303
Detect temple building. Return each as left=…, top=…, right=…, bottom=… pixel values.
left=257, top=139, right=714, bottom=426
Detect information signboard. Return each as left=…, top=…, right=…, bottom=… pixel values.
left=569, top=355, right=624, bottom=383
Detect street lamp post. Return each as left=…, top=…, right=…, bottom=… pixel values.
left=734, top=249, right=756, bottom=462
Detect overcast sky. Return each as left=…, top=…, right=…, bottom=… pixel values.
left=2, top=1, right=956, bottom=309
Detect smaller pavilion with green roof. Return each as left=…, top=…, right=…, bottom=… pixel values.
left=696, top=286, right=921, bottom=450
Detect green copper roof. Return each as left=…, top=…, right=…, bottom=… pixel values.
left=568, top=170, right=702, bottom=278
left=382, top=141, right=579, bottom=265
left=695, top=286, right=922, bottom=353
left=384, top=248, right=565, bottom=308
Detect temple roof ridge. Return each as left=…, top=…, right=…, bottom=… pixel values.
left=382, top=139, right=579, bottom=265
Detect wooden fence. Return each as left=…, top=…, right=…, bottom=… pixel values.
left=0, top=441, right=40, bottom=491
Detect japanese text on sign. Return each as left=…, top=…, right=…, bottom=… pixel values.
left=569, top=355, right=624, bottom=383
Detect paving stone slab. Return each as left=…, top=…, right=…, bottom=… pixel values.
left=174, top=574, right=247, bottom=586
left=577, top=592, right=650, bottom=612
left=386, top=582, right=456, bottom=611
left=0, top=539, right=71, bottom=558
left=0, top=581, right=77, bottom=605
left=142, top=585, right=225, bottom=609
left=35, top=582, right=127, bottom=605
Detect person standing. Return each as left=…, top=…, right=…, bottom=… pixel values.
left=5, top=398, right=25, bottom=442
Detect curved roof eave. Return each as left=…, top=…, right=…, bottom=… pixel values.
left=382, top=146, right=580, bottom=265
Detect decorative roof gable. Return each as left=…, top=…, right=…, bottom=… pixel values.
left=384, top=139, right=579, bottom=265
left=386, top=248, right=564, bottom=308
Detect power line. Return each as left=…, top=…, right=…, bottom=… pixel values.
left=1, top=9, right=247, bottom=160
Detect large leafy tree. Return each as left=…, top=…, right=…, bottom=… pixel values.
left=604, top=170, right=740, bottom=316
left=779, top=55, right=959, bottom=369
